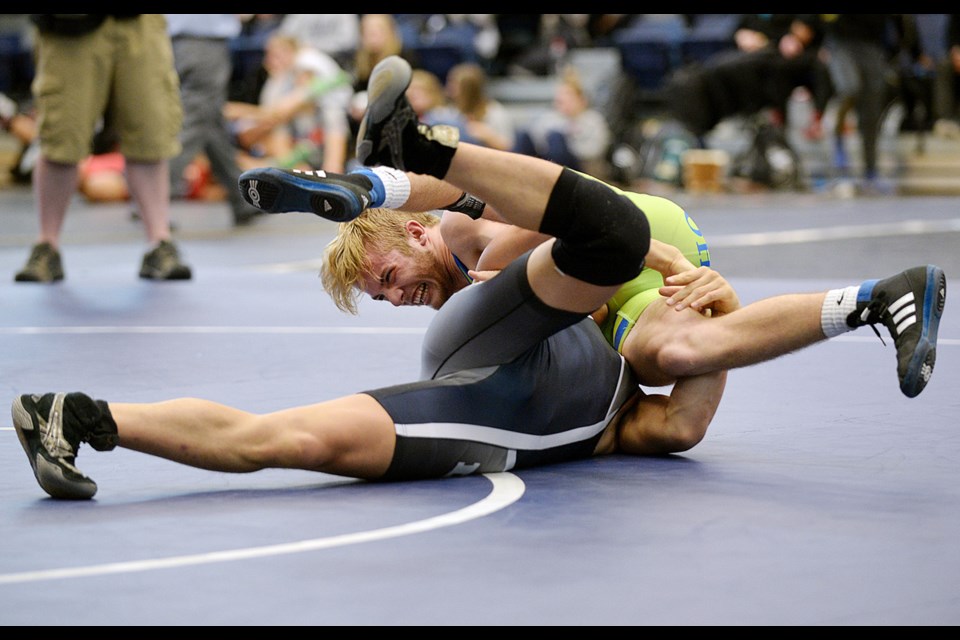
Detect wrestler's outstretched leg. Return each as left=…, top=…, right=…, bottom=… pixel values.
left=648, top=264, right=946, bottom=398
left=12, top=390, right=396, bottom=500
left=238, top=164, right=483, bottom=222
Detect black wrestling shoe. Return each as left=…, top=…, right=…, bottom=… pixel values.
left=238, top=168, right=385, bottom=222
left=355, top=55, right=459, bottom=178
left=847, top=265, right=947, bottom=398
left=12, top=393, right=97, bottom=499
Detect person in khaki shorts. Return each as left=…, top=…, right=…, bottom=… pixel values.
left=15, top=14, right=192, bottom=283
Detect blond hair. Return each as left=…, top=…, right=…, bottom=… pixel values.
left=353, top=14, right=404, bottom=84
left=447, top=62, right=489, bottom=120
left=320, top=208, right=441, bottom=314
left=408, top=69, right=448, bottom=112
left=560, top=64, right=588, bottom=101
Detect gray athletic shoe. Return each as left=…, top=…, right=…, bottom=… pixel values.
left=139, top=240, right=192, bottom=281
left=14, top=242, right=64, bottom=283
left=355, top=55, right=459, bottom=178
left=12, top=393, right=98, bottom=499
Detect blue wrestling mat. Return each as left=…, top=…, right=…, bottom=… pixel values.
left=1, top=187, right=958, bottom=625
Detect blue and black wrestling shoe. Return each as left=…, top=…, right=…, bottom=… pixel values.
left=848, top=264, right=947, bottom=398
left=238, top=168, right=386, bottom=223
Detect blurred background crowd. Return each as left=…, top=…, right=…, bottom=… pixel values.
left=2, top=13, right=960, bottom=202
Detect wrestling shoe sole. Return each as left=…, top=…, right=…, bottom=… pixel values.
left=356, top=57, right=414, bottom=167
left=900, top=265, right=946, bottom=398
left=238, top=168, right=368, bottom=222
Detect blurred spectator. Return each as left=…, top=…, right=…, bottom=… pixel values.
left=276, top=14, right=359, bottom=68
left=0, top=90, right=37, bottom=184
left=345, top=13, right=422, bottom=151
left=405, top=68, right=465, bottom=127
left=943, top=15, right=960, bottom=135
left=228, top=15, right=286, bottom=104
left=2, top=93, right=133, bottom=201
left=228, top=42, right=353, bottom=174
left=395, top=14, right=498, bottom=68
left=660, top=44, right=833, bottom=145
left=513, top=65, right=612, bottom=174
left=402, top=67, right=478, bottom=159
left=586, top=14, right=637, bottom=46
left=77, top=152, right=127, bottom=202
left=489, top=14, right=593, bottom=77
left=404, top=65, right=523, bottom=159
left=350, top=14, right=419, bottom=93
left=489, top=14, right=543, bottom=76
left=445, top=62, right=516, bottom=150
left=75, top=121, right=127, bottom=203
left=227, top=34, right=309, bottom=166
left=225, top=32, right=301, bottom=145
left=892, top=15, right=945, bottom=136
left=238, top=14, right=284, bottom=38
left=817, top=14, right=899, bottom=188
left=733, top=15, right=822, bottom=53
left=444, top=14, right=501, bottom=70
left=14, top=14, right=190, bottom=283
left=166, top=14, right=263, bottom=226
left=932, top=14, right=960, bottom=138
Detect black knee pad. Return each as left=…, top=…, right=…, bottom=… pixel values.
left=539, top=169, right=650, bottom=286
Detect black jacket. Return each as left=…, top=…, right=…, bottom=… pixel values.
left=664, top=48, right=833, bottom=136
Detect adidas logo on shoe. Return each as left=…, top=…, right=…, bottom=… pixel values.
left=853, top=265, right=947, bottom=398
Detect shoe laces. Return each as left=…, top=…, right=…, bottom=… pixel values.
left=40, top=398, right=77, bottom=460
left=855, top=299, right=889, bottom=347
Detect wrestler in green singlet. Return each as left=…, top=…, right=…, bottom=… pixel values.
left=584, top=175, right=712, bottom=353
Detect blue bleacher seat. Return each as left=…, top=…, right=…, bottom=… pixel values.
left=612, top=16, right=689, bottom=90
left=614, top=31, right=678, bottom=91
left=393, top=14, right=427, bottom=49
left=409, top=42, right=465, bottom=83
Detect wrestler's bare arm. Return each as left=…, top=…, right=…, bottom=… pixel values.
left=615, top=368, right=727, bottom=455
left=440, top=211, right=548, bottom=272
left=614, top=277, right=741, bottom=453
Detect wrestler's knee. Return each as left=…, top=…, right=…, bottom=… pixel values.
left=543, top=169, right=650, bottom=286
left=242, top=414, right=334, bottom=469
left=650, top=310, right=720, bottom=377
left=655, top=337, right=702, bottom=378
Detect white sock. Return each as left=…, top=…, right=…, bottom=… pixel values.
left=370, top=166, right=411, bottom=209
left=821, top=286, right=860, bottom=337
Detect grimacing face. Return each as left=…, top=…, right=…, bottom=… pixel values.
left=359, top=242, right=462, bottom=310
